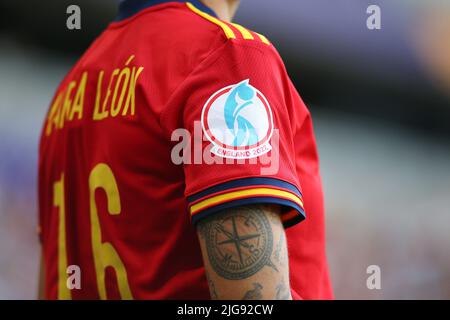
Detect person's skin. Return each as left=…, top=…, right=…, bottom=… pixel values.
left=200, top=0, right=240, bottom=22
left=196, top=205, right=292, bottom=300
left=196, top=0, right=293, bottom=301
left=38, top=0, right=293, bottom=300
left=38, top=205, right=292, bottom=300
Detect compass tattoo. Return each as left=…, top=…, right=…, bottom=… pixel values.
left=199, top=205, right=275, bottom=280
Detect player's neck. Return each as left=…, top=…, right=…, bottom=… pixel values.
left=200, top=0, right=239, bottom=22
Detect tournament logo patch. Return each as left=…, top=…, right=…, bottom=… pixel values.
left=201, top=79, right=274, bottom=159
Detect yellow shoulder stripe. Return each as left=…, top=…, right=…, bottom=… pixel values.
left=255, top=32, right=271, bottom=45
left=231, top=23, right=254, bottom=40
left=233, top=24, right=270, bottom=45
left=186, top=2, right=271, bottom=45
left=186, top=2, right=236, bottom=39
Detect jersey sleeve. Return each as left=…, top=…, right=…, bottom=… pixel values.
left=163, top=39, right=308, bottom=228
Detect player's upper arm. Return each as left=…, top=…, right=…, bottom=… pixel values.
left=196, top=204, right=292, bottom=300
left=162, top=24, right=309, bottom=299
left=167, top=38, right=307, bottom=229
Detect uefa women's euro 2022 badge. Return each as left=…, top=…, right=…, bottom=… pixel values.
left=201, top=79, right=274, bottom=160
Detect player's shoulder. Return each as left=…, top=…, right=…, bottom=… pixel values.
left=164, top=2, right=276, bottom=55
left=116, top=2, right=278, bottom=62
left=184, top=3, right=271, bottom=46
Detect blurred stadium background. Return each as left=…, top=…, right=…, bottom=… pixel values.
left=0, top=0, right=449, bottom=299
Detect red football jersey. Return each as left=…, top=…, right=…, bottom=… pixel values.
left=38, top=0, right=333, bottom=299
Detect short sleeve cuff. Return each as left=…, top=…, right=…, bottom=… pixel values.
left=187, top=177, right=305, bottom=228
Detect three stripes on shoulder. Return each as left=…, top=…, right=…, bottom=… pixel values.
left=186, top=2, right=271, bottom=45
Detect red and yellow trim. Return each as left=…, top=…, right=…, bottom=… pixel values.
left=187, top=178, right=305, bottom=228
left=254, top=32, right=270, bottom=45
left=231, top=23, right=254, bottom=40
left=190, top=187, right=303, bottom=216
left=186, top=2, right=236, bottom=39
left=186, top=2, right=271, bottom=45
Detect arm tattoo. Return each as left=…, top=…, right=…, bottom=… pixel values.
left=198, top=205, right=276, bottom=280
left=275, top=280, right=291, bottom=300
left=273, top=231, right=288, bottom=266
left=205, top=272, right=219, bottom=299
left=243, top=283, right=263, bottom=300
left=273, top=232, right=283, bottom=262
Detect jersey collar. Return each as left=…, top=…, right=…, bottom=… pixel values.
left=117, top=0, right=218, bottom=21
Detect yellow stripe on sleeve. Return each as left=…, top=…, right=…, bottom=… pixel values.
left=186, top=2, right=236, bottom=39
left=255, top=32, right=271, bottom=45
left=190, top=188, right=303, bottom=215
left=231, top=23, right=254, bottom=40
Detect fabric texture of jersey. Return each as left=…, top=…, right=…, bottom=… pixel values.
left=38, top=0, right=333, bottom=299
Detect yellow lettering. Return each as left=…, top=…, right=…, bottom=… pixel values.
left=53, top=174, right=71, bottom=300
left=69, top=71, right=88, bottom=121
left=59, top=81, right=76, bottom=128
left=93, top=71, right=107, bottom=120
left=52, top=166, right=133, bottom=300
left=122, top=66, right=144, bottom=116
left=45, top=92, right=63, bottom=136
left=89, top=163, right=133, bottom=299
left=103, top=69, right=119, bottom=117
left=111, top=67, right=130, bottom=117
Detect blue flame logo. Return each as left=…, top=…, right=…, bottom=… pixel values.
left=224, top=80, right=259, bottom=147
